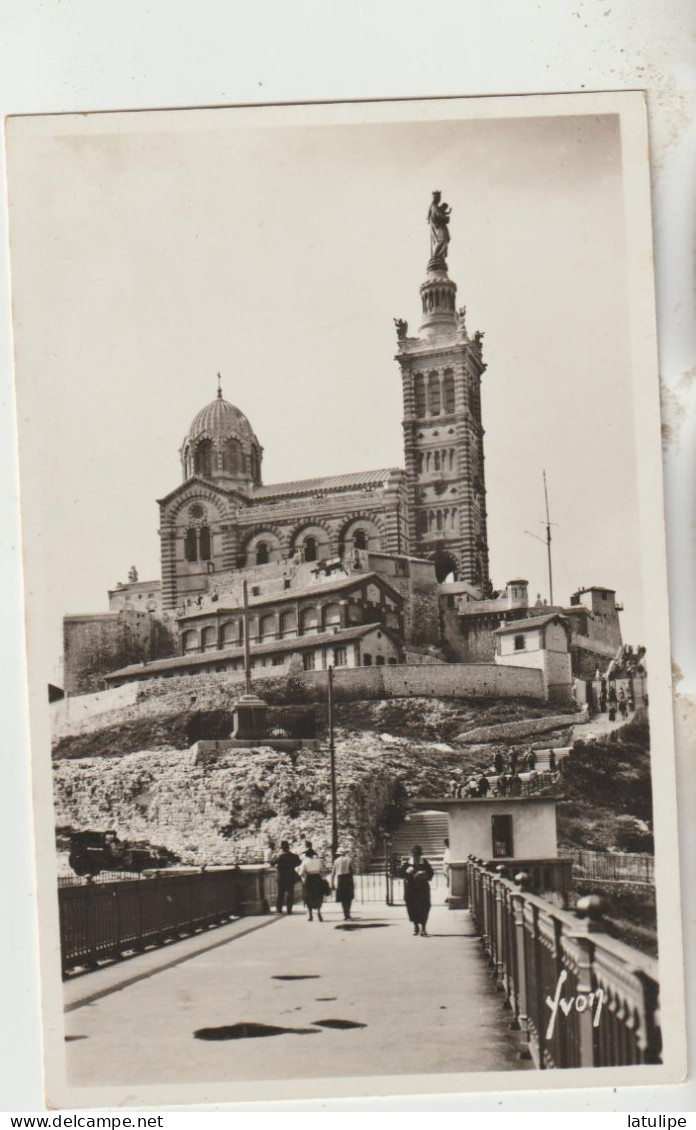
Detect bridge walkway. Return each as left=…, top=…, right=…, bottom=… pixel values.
left=64, top=899, right=531, bottom=1088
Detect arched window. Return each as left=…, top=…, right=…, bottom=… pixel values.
left=182, top=629, right=199, bottom=653
left=221, top=621, right=240, bottom=646
left=416, top=511, right=428, bottom=534
left=434, top=451, right=441, bottom=472
left=250, top=446, right=260, bottom=484
left=194, top=438, right=213, bottom=477
left=185, top=528, right=198, bottom=562
left=426, top=451, right=432, bottom=472
left=201, top=626, right=217, bottom=651
left=199, top=526, right=211, bottom=561
left=324, top=602, right=341, bottom=627
left=428, top=372, right=441, bottom=416
left=256, top=541, right=269, bottom=565
left=417, top=452, right=424, bottom=474
left=304, top=536, right=317, bottom=563
left=450, top=448, right=456, bottom=471
left=436, top=510, right=443, bottom=532
left=259, top=614, right=275, bottom=639
left=222, top=437, right=243, bottom=475
left=414, top=374, right=426, bottom=418
left=300, top=606, right=319, bottom=634
left=279, top=610, right=297, bottom=637
left=451, top=507, right=457, bottom=530
left=353, top=528, right=367, bottom=550
left=443, top=369, right=455, bottom=413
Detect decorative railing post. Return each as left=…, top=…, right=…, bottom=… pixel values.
left=512, top=872, right=531, bottom=1051
left=493, top=865, right=507, bottom=987
left=571, top=894, right=608, bottom=1068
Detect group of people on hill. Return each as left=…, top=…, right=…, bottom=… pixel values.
left=271, top=838, right=436, bottom=937
left=448, top=746, right=554, bottom=800
left=600, top=682, right=634, bottom=722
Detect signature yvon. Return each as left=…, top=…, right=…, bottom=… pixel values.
left=545, top=969, right=605, bottom=1039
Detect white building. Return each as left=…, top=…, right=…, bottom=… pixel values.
left=494, top=612, right=572, bottom=703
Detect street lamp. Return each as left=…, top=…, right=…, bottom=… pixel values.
left=328, top=664, right=338, bottom=858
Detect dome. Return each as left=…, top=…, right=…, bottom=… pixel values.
left=181, top=383, right=263, bottom=487
left=187, top=390, right=257, bottom=446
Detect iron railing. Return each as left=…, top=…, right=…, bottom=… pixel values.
left=58, top=865, right=276, bottom=976
left=466, top=857, right=661, bottom=1068
left=570, top=850, right=654, bottom=885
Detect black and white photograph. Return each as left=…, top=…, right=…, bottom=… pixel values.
left=4, top=92, right=686, bottom=1107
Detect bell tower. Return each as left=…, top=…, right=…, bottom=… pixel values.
left=394, top=191, right=490, bottom=591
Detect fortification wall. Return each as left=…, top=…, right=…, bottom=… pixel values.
left=63, top=611, right=177, bottom=695
left=52, top=661, right=546, bottom=743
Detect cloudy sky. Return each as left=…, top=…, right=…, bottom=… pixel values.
left=6, top=98, right=650, bottom=678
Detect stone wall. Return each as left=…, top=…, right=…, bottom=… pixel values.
left=291, top=663, right=544, bottom=703
left=456, top=707, right=587, bottom=744
left=440, top=604, right=499, bottom=662
left=52, top=662, right=546, bottom=744
left=63, top=610, right=177, bottom=696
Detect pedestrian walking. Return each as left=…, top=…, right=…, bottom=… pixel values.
left=402, top=845, right=434, bottom=937
left=331, top=847, right=355, bottom=921
left=508, top=771, right=522, bottom=797
left=496, top=773, right=509, bottom=797
left=510, top=750, right=519, bottom=774
left=273, top=840, right=301, bottom=914
left=477, top=774, right=489, bottom=797
left=494, top=751, right=504, bottom=775
left=297, top=842, right=326, bottom=922
left=548, top=750, right=557, bottom=774
left=618, top=689, right=628, bottom=720
left=442, top=838, right=451, bottom=888
left=527, top=750, right=537, bottom=771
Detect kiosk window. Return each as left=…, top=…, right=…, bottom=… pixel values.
left=491, top=815, right=513, bottom=858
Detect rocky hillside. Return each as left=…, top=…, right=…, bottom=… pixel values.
left=53, top=695, right=577, bottom=867
left=552, top=715, right=654, bottom=853
left=53, top=695, right=653, bottom=872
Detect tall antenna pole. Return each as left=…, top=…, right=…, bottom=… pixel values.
left=543, top=470, right=554, bottom=606
left=242, top=579, right=252, bottom=695
left=525, top=470, right=557, bottom=606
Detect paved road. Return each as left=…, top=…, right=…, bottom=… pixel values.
left=65, top=901, right=531, bottom=1088
left=571, top=710, right=635, bottom=743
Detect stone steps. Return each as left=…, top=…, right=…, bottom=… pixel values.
left=371, top=810, right=450, bottom=871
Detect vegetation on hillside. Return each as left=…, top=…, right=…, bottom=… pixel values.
left=551, top=716, right=653, bottom=853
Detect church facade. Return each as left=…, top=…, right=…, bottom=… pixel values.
left=157, top=191, right=491, bottom=615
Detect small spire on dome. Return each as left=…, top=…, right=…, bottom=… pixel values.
left=216, top=372, right=223, bottom=399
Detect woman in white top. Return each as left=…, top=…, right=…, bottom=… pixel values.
left=296, top=842, right=325, bottom=922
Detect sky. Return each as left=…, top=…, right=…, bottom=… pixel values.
left=6, top=101, right=646, bottom=680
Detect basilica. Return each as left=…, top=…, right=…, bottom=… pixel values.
left=157, top=189, right=490, bottom=615
left=62, top=195, right=632, bottom=699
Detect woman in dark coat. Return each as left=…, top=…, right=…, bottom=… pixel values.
left=296, top=842, right=325, bottom=922
left=402, top=844, right=434, bottom=937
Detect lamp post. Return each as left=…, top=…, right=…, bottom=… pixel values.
left=242, top=578, right=252, bottom=696
left=383, top=830, right=393, bottom=906
left=328, top=664, right=338, bottom=858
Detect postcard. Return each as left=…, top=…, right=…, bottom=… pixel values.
left=4, top=91, right=686, bottom=1107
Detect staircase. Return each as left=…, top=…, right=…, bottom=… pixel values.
left=371, top=810, right=449, bottom=872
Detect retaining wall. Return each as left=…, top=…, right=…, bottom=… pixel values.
left=51, top=662, right=546, bottom=743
